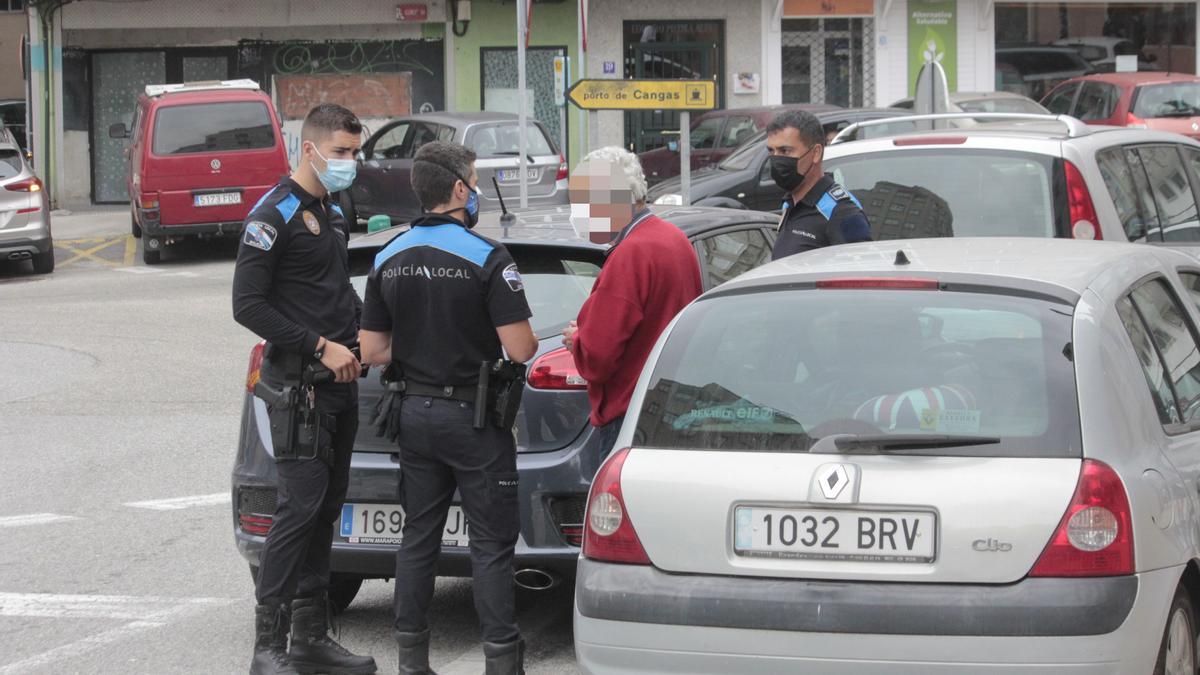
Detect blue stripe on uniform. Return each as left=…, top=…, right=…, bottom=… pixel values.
left=275, top=193, right=301, bottom=223
left=374, top=224, right=495, bottom=271
left=330, top=203, right=344, bottom=217
left=816, top=193, right=838, bottom=220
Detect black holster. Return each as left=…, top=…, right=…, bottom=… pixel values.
left=255, top=346, right=337, bottom=465
left=373, top=363, right=405, bottom=442
left=485, top=359, right=527, bottom=431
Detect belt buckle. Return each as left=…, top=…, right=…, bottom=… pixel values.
left=442, top=385, right=454, bottom=397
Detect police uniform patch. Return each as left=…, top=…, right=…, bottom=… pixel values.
left=502, top=263, right=524, bottom=292
left=828, top=185, right=850, bottom=201
left=303, top=210, right=321, bottom=235
left=243, top=221, right=277, bottom=251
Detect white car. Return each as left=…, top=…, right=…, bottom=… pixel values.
left=575, top=237, right=1200, bottom=674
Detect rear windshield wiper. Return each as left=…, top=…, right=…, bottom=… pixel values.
left=810, top=433, right=1002, bottom=454
left=495, top=150, right=538, bottom=164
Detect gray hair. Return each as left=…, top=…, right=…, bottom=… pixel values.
left=578, top=146, right=649, bottom=204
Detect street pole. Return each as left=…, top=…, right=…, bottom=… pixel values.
left=680, top=111, right=690, bottom=206
left=517, top=0, right=529, bottom=209
left=577, top=0, right=586, bottom=160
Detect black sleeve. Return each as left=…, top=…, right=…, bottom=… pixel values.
left=360, top=269, right=392, bottom=332
left=484, top=246, right=533, bottom=328
left=231, top=214, right=321, bottom=355
left=827, top=204, right=872, bottom=245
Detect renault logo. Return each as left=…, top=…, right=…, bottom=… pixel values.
left=819, top=464, right=850, bottom=500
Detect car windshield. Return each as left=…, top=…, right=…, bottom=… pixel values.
left=152, top=102, right=276, bottom=155
left=827, top=149, right=1060, bottom=237
left=1133, top=83, right=1200, bottom=118
left=0, top=148, right=22, bottom=180
left=957, top=97, right=1047, bottom=114
left=466, top=123, right=556, bottom=158
left=635, top=288, right=1081, bottom=457
left=719, top=132, right=767, bottom=171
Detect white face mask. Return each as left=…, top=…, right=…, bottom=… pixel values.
left=569, top=202, right=612, bottom=240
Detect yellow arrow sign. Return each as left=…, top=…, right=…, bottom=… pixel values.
left=567, top=79, right=717, bottom=111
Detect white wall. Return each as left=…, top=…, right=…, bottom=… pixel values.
left=957, top=0, right=995, bottom=93
left=61, top=0, right=445, bottom=30
left=875, top=0, right=909, bottom=106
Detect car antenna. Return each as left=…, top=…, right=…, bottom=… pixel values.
left=895, top=250, right=911, bottom=265
left=492, top=176, right=516, bottom=237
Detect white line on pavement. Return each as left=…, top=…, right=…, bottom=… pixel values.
left=123, top=492, right=230, bottom=511
left=112, top=267, right=160, bottom=274
left=0, top=513, right=78, bottom=529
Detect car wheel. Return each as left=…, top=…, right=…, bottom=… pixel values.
left=1155, top=584, right=1198, bottom=675
left=31, top=248, right=54, bottom=274
left=131, top=206, right=142, bottom=238
left=338, top=190, right=360, bottom=231
left=328, top=574, right=363, bottom=615
left=143, top=239, right=161, bottom=265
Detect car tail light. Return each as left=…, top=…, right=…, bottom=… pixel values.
left=583, top=448, right=651, bottom=565
left=1126, top=111, right=1149, bottom=129
left=139, top=194, right=159, bottom=209
left=528, top=348, right=587, bottom=390
left=246, top=341, right=265, bottom=392
left=893, top=136, right=967, bottom=146
left=5, top=177, right=41, bottom=192
left=816, top=277, right=939, bottom=290
left=1064, top=161, right=1101, bottom=240
left=556, top=154, right=569, bottom=182
left=560, top=524, right=584, bottom=547
left=239, top=514, right=272, bottom=536
left=1029, top=460, right=1133, bottom=577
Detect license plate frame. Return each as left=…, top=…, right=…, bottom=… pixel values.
left=733, top=505, right=936, bottom=563
left=193, top=192, right=242, bottom=207
left=497, top=168, right=540, bottom=182
left=339, top=503, right=470, bottom=547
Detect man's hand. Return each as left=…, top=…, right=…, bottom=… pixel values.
left=320, top=341, right=361, bottom=383
left=562, top=320, right=578, bottom=351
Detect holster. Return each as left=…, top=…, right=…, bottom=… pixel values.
left=373, top=363, right=405, bottom=442
left=486, top=359, right=527, bottom=431
left=254, top=362, right=337, bottom=466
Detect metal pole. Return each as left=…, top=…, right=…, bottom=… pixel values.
left=680, top=111, right=691, bottom=206
left=577, top=0, right=586, bottom=160
left=517, top=0, right=529, bottom=209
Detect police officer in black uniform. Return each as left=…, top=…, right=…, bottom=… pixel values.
left=359, top=141, right=538, bottom=675
left=766, top=110, right=872, bottom=260
left=232, top=103, right=377, bottom=675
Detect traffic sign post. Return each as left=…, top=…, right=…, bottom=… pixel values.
left=567, top=79, right=716, bottom=206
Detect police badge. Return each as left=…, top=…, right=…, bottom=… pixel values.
left=303, top=210, right=321, bottom=235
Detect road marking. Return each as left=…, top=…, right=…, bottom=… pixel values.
left=55, top=236, right=132, bottom=268
left=123, top=235, right=136, bottom=266
left=111, top=267, right=201, bottom=278
left=0, top=513, right=78, bottom=529
left=124, top=492, right=230, bottom=511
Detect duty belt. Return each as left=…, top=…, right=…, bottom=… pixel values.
left=393, top=380, right=477, bottom=405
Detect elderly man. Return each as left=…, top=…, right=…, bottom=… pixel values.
left=562, top=147, right=703, bottom=457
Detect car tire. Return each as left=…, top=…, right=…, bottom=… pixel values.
left=338, top=190, right=360, bottom=231
left=131, top=206, right=142, bottom=238
left=142, top=244, right=161, bottom=265
left=31, top=248, right=54, bottom=274
left=328, top=574, right=363, bottom=615
left=1154, top=584, right=1198, bottom=675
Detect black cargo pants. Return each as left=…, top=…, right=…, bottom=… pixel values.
left=255, top=358, right=359, bottom=604
left=392, top=396, right=521, bottom=644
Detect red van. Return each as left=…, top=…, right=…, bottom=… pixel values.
left=110, top=80, right=291, bottom=264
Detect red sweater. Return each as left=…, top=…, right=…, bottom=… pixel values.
left=571, top=214, right=703, bottom=426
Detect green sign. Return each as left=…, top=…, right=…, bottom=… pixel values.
left=908, top=0, right=957, bottom=95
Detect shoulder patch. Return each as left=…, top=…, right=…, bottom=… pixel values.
left=243, top=221, right=277, bottom=251
left=828, top=184, right=862, bottom=209
left=502, top=263, right=524, bottom=292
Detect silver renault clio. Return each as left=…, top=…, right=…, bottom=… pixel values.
left=575, top=237, right=1200, bottom=674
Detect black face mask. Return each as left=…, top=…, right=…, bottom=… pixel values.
left=769, top=145, right=818, bottom=193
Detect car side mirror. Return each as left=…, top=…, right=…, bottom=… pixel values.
left=108, top=122, right=128, bottom=139
left=667, top=140, right=679, bottom=153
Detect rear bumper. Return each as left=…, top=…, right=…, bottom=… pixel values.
left=0, top=235, right=51, bottom=257
left=141, top=217, right=243, bottom=238
left=574, top=560, right=1178, bottom=674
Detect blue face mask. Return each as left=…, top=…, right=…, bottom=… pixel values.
left=464, top=187, right=480, bottom=227
left=310, top=145, right=357, bottom=193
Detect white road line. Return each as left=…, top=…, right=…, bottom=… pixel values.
left=112, top=267, right=160, bottom=274
left=0, top=513, right=78, bottom=529
left=123, top=492, right=230, bottom=511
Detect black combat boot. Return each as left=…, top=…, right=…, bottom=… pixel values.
left=482, top=639, right=525, bottom=675
left=395, top=629, right=437, bottom=675
left=288, top=592, right=378, bottom=674
left=251, top=602, right=299, bottom=675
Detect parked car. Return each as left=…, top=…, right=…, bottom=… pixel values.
left=110, top=79, right=291, bottom=264
left=0, top=99, right=27, bottom=155
left=647, top=108, right=916, bottom=211
left=574, top=236, right=1200, bottom=673
left=1053, top=36, right=1158, bottom=72
left=0, top=127, right=52, bottom=275
left=890, top=91, right=1049, bottom=115
left=825, top=112, right=1200, bottom=243
left=637, top=104, right=839, bottom=185
left=341, top=112, right=567, bottom=228
left=1042, top=73, right=1200, bottom=142
left=231, top=205, right=782, bottom=610
left=995, top=45, right=1096, bottom=101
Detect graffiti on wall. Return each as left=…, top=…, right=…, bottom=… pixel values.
left=276, top=73, right=413, bottom=120
left=272, top=41, right=437, bottom=76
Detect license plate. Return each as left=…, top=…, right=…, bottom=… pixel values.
left=193, top=192, right=242, bottom=207
left=339, top=503, right=470, bottom=547
left=497, top=168, right=540, bottom=182
left=734, top=506, right=936, bottom=563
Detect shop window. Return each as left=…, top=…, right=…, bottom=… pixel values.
left=1, top=0, right=24, bottom=11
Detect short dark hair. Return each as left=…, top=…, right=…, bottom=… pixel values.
left=301, top=103, right=362, bottom=142
left=412, top=141, right=477, bottom=209
left=765, top=110, right=825, bottom=148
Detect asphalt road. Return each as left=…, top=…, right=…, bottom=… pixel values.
left=0, top=224, right=579, bottom=674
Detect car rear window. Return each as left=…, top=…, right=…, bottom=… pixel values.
left=1133, top=83, right=1200, bottom=119
left=0, top=148, right=22, bottom=180
left=634, top=288, right=1081, bottom=457
left=465, top=123, right=556, bottom=158
left=827, top=149, right=1061, bottom=238
left=152, top=101, right=276, bottom=155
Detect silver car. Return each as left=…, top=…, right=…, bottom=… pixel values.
left=575, top=237, right=1200, bottom=673
left=0, top=128, right=52, bottom=274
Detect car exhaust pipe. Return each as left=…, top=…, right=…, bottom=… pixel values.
left=7, top=251, right=31, bottom=261
left=513, top=568, right=560, bottom=591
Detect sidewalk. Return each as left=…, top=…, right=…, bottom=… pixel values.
left=50, top=205, right=130, bottom=241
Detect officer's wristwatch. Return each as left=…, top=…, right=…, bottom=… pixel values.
left=312, top=338, right=326, bottom=361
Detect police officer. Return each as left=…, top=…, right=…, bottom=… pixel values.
left=232, top=103, right=377, bottom=675
left=766, top=110, right=872, bottom=260
left=358, top=141, right=537, bottom=675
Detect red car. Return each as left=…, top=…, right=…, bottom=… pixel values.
left=110, top=80, right=291, bottom=264
left=1041, top=72, right=1200, bottom=141
left=638, top=104, right=837, bottom=185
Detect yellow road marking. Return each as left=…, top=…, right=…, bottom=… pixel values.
left=123, top=236, right=135, bottom=266
left=55, top=236, right=133, bottom=267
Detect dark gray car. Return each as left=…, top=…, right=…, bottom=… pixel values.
left=231, top=205, right=780, bottom=610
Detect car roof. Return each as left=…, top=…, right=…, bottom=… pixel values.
left=1070, top=72, right=1200, bottom=86
left=143, top=88, right=272, bottom=106
left=721, top=238, right=1195, bottom=297
left=693, top=104, right=841, bottom=120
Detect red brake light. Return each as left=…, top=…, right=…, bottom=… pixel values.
left=1064, top=161, right=1101, bottom=240
left=556, top=154, right=569, bottom=182
left=582, top=448, right=651, bottom=565
left=246, top=341, right=265, bottom=393
left=5, top=177, right=41, bottom=193
left=239, top=514, right=273, bottom=536
left=1029, top=460, right=1133, bottom=577
left=1126, top=111, right=1149, bottom=129
left=893, top=136, right=967, bottom=146
left=815, top=277, right=939, bottom=290
left=528, top=348, right=587, bottom=390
